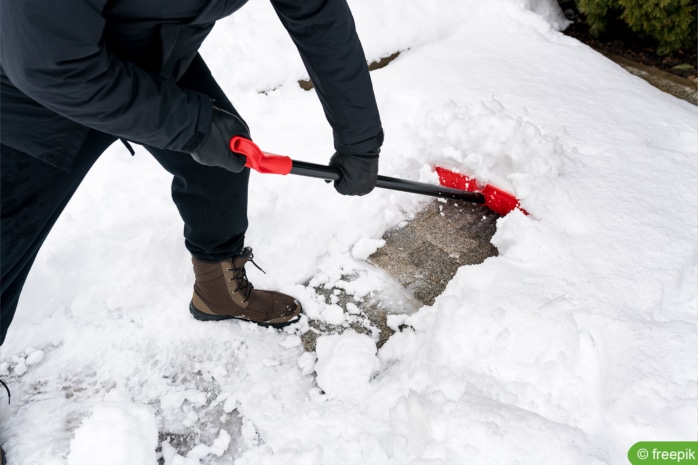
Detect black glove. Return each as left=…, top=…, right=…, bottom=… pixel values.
left=191, top=107, right=251, bottom=173
left=329, top=151, right=379, bottom=196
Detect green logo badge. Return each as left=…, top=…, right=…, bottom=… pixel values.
left=628, top=442, right=698, bottom=465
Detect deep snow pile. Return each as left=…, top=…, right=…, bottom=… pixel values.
left=1, top=0, right=696, bottom=464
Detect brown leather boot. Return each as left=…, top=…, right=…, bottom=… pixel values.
left=189, top=247, right=302, bottom=328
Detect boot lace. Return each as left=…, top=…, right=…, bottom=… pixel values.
left=226, top=248, right=265, bottom=303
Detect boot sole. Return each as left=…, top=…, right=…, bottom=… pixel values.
left=189, top=301, right=301, bottom=329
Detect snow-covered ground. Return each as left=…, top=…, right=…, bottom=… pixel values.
left=1, top=0, right=696, bottom=464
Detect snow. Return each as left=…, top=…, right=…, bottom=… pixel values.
left=315, top=332, right=380, bottom=400
left=1, top=0, right=696, bottom=464
left=66, top=399, right=159, bottom=465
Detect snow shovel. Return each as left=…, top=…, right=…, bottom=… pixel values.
left=230, top=136, right=522, bottom=215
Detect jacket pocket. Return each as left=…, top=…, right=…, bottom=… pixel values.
left=1, top=77, right=88, bottom=171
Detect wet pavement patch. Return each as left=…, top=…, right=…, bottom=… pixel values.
left=369, top=199, right=499, bottom=306
left=301, top=199, right=499, bottom=352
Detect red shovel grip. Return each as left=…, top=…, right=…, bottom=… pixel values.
left=229, top=136, right=293, bottom=175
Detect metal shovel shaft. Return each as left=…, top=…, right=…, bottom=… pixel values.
left=290, top=160, right=486, bottom=203
left=229, top=136, right=485, bottom=204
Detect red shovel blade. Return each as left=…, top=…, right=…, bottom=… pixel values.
left=435, top=166, right=526, bottom=216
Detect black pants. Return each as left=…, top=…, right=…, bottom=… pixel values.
left=0, top=56, right=249, bottom=345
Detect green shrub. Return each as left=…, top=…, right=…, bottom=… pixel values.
left=576, top=0, right=697, bottom=55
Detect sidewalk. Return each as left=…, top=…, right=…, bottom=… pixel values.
left=301, top=50, right=696, bottom=352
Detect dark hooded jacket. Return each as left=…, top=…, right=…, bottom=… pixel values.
left=0, top=0, right=382, bottom=172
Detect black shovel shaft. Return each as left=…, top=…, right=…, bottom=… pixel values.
left=290, top=160, right=485, bottom=204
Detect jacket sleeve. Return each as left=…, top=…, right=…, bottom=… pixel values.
left=271, top=0, right=383, bottom=154
left=0, top=0, right=211, bottom=152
